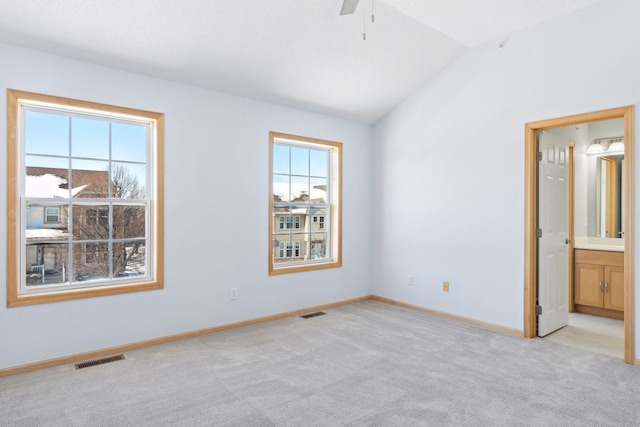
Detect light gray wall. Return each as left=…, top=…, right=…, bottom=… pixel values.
left=0, top=43, right=373, bottom=369
left=372, top=0, right=640, bottom=357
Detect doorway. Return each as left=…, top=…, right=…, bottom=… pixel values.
left=524, top=106, right=635, bottom=365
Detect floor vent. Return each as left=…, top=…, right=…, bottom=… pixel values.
left=75, top=354, right=125, bottom=370
left=300, top=311, right=326, bottom=319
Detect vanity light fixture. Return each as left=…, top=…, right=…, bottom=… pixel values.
left=586, top=136, right=624, bottom=155
left=607, top=139, right=624, bottom=154
left=586, top=141, right=606, bottom=154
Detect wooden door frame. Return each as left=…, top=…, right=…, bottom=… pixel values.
left=601, top=156, right=618, bottom=238
left=568, top=143, right=575, bottom=313
left=524, top=105, right=636, bottom=365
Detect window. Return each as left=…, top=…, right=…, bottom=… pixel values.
left=6, top=90, right=164, bottom=307
left=311, top=215, right=324, bottom=229
left=279, top=215, right=301, bottom=229
left=85, top=207, right=109, bottom=226
left=84, top=242, right=107, bottom=265
left=269, top=132, right=341, bottom=274
left=44, top=207, right=60, bottom=224
left=277, top=240, right=302, bottom=259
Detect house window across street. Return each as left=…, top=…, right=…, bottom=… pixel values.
left=44, top=207, right=60, bottom=224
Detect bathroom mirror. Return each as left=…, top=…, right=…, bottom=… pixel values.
left=594, top=154, right=624, bottom=238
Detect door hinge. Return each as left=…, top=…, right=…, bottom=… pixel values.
left=536, top=228, right=542, bottom=238
left=537, top=152, right=543, bottom=161
left=536, top=305, right=542, bottom=315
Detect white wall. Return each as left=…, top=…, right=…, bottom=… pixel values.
left=0, top=43, right=373, bottom=369
left=372, top=0, right=640, bottom=356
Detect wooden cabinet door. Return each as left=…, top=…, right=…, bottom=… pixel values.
left=604, top=265, right=624, bottom=311
left=574, top=263, right=603, bottom=307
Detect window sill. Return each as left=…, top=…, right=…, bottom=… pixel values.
left=269, top=260, right=341, bottom=276
left=6, top=280, right=163, bottom=307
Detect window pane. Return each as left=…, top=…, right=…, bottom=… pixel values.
left=112, top=163, right=146, bottom=200
left=112, top=122, right=146, bottom=163
left=291, top=233, right=308, bottom=259
left=291, top=207, right=308, bottom=231
left=26, top=205, right=69, bottom=240
left=113, top=241, right=146, bottom=278
left=25, top=156, right=70, bottom=198
left=72, top=159, right=109, bottom=198
left=273, top=144, right=289, bottom=175
left=310, top=149, right=327, bottom=177
left=291, top=176, right=309, bottom=202
left=25, top=243, right=70, bottom=286
left=273, top=236, right=291, bottom=262
left=25, top=110, right=69, bottom=156
left=73, top=242, right=109, bottom=282
left=72, top=205, right=110, bottom=240
left=310, top=233, right=327, bottom=260
left=310, top=178, right=327, bottom=203
left=71, top=117, right=109, bottom=159
left=291, top=146, right=309, bottom=176
left=113, top=205, right=146, bottom=239
left=273, top=174, right=289, bottom=202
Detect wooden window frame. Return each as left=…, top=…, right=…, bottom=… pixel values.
left=6, top=89, right=164, bottom=307
left=268, top=131, right=342, bottom=275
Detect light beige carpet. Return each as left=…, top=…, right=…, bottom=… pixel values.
left=1, top=300, right=639, bottom=426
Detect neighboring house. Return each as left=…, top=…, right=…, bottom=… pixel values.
left=25, top=167, right=109, bottom=284
left=273, top=188, right=328, bottom=263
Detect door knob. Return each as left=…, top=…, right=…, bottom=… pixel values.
left=565, top=238, right=572, bottom=244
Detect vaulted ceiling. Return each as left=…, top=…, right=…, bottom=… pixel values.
left=0, top=0, right=609, bottom=123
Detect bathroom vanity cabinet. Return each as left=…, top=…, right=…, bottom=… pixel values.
left=574, top=249, right=624, bottom=319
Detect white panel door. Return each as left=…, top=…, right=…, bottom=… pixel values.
left=538, top=131, right=569, bottom=337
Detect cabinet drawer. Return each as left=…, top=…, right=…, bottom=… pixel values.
left=574, top=249, right=623, bottom=267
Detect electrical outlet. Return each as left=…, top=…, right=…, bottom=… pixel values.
left=408, top=275, right=414, bottom=286
left=443, top=281, right=449, bottom=292
left=230, top=287, right=238, bottom=300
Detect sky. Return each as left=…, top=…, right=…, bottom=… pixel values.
left=273, top=144, right=328, bottom=202
left=24, top=109, right=148, bottom=197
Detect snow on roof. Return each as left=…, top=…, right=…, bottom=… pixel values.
left=25, top=228, right=68, bottom=239
left=25, top=174, right=88, bottom=197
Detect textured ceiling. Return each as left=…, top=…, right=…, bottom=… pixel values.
left=0, top=0, right=609, bottom=124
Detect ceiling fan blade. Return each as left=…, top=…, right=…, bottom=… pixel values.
left=340, top=0, right=359, bottom=15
